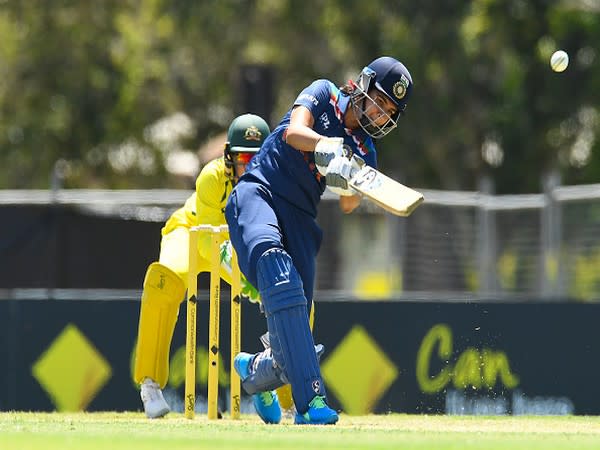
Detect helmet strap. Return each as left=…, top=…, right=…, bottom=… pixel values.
left=224, top=143, right=236, bottom=180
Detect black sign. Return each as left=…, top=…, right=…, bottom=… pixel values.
left=1, top=298, right=598, bottom=415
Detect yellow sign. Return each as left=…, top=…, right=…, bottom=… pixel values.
left=322, top=325, right=398, bottom=414
left=416, top=323, right=519, bottom=394
left=32, top=324, right=112, bottom=411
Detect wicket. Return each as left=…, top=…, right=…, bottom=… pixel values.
left=185, top=224, right=242, bottom=420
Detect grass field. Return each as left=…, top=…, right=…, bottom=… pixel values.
left=1, top=412, right=600, bottom=450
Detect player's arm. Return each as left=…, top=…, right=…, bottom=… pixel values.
left=284, top=106, right=322, bottom=151
left=339, top=194, right=361, bottom=213
left=286, top=105, right=362, bottom=212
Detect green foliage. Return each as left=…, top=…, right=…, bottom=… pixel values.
left=0, top=1, right=598, bottom=190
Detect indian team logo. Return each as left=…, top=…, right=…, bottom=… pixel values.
left=244, top=126, right=262, bottom=142
left=392, top=74, right=409, bottom=100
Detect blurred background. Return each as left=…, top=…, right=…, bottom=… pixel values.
left=2, top=1, right=600, bottom=191
left=1, top=0, right=600, bottom=416
left=1, top=0, right=599, bottom=299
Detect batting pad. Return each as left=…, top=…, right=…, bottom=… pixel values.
left=276, top=301, right=316, bottom=411
left=257, top=249, right=326, bottom=414
left=134, top=262, right=185, bottom=388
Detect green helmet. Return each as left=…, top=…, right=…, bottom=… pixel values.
left=224, top=114, right=270, bottom=179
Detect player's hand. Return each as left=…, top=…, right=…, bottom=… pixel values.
left=219, top=240, right=233, bottom=275
left=325, top=154, right=354, bottom=194
left=326, top=154, right=366, bottom=197
left=325, top=155, right=353, bottom=189
left=314, top=137, right=344, bottom=176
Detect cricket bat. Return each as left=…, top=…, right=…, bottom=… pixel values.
left=348, top=160, right=424, bottom=217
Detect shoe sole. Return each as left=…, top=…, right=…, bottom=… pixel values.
left=294, top=415, right=338, bottom=425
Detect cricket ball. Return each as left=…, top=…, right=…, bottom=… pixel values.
left=550, top=50, right=569, bottom=73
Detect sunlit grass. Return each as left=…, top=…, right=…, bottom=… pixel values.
left=1, top=412, right=599, bottom=450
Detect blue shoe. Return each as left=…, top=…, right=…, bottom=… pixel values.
left=294, top=395, right=338, bottom=425
left=253, top=391, right=281, bottom=424
left=233, top=352, right=253, bottom=382
left=234, top=352, right=282, bottom=424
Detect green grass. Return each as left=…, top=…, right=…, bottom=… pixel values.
left=1, top=412, right=600, bottom=450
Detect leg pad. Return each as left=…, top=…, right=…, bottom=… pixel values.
left=134, top=262, right=185, bottom=387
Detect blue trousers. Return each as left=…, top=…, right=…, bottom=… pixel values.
left=225, top=181, right=322, bottom=306
left=225, top=180, right=326, bottom=413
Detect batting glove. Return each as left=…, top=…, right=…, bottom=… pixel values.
left=326, top=154, right=366, bottom=196
left=314, top=137, right=344, bottom=176
left=325, top=154, right=354, bottom=190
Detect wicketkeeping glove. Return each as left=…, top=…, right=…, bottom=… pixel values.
left=314, top=137, right=344, bottom=176
left=221, top=240, right=261, bottom=303
left=219, top=240, right=233, bottom=275
left=241, top=276, right=260, bottom=303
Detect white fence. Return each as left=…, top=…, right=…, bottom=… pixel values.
left=329, top=183, right=600, bottom=301
left=2, top=182, right=600, bottom=302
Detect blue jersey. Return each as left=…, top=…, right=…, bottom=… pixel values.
left=242, top=79, right=378, bottom=217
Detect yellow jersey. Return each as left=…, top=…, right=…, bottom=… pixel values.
left=161, top=157, right=233, bottom=262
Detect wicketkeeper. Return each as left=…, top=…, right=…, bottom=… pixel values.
left=133, top=114, right=273, bottom=418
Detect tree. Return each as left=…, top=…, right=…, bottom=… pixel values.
left=0, top=0, right=598, bottom=192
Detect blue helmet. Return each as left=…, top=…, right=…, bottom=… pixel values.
left=350, top=56, right=413, bottom=138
